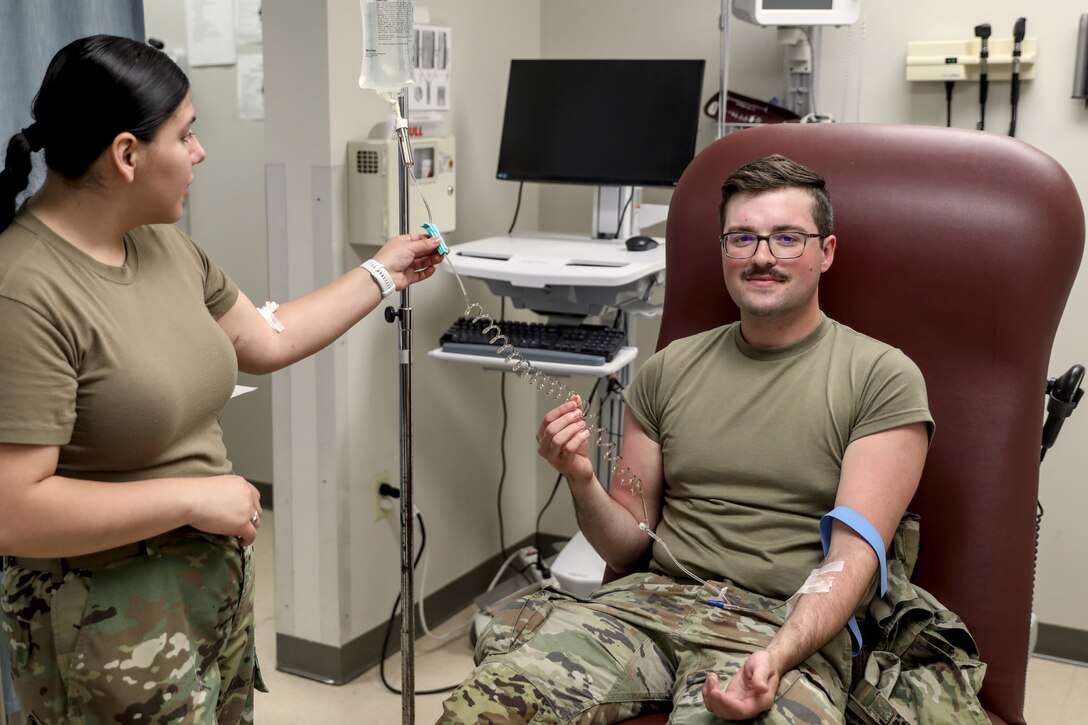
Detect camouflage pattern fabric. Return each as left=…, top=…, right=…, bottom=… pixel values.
left=0, top=534, right=266, bottom=725
left=847, top=515, right=989, bottom=725
left=439, top=572, right=852, bottom=724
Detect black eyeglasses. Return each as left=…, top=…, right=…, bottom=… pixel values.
left=719, top=231, right=823, bottom=259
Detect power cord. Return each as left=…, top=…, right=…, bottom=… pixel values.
left=611, top=192, right=634, bottom=239
left=496, top=299, right=511, bottom=563
left=506, top=181, right=524, bottom=235
left=378, top=506, right=463, bottom=695
left=534, top=470, right=564, bottom=578
left=495, top=179, right=528, bottom=559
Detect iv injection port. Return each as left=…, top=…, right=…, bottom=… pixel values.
left=374, top=475, right=399, bottom=520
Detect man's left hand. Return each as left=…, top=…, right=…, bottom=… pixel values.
left=702, top=651, right=779, bottom=720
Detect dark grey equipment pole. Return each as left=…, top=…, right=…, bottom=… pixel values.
left=388, top=92, right=416, bottom=725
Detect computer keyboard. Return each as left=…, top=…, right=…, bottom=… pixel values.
left=439, top=317, right=627, bottom=366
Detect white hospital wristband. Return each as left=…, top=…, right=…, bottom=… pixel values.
left=360, top=259, right=396, bottom=299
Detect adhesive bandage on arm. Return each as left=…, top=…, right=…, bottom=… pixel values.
left=796, top=559, right=846, bottom=594
left=257, top=301, right=286, bottom=332
left=782, top=559, right=846, bottom=618
left=818, top=505, right=888, bottom=655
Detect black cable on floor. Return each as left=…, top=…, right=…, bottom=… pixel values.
left=379, top=511, right=461, bottom=695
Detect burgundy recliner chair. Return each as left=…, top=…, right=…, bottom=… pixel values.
left=606, top=122, right=1083, bottom=725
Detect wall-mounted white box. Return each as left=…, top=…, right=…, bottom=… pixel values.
left=346, top=136, right=456, bottom=245
left=906, top=38, right=1037, bottom=82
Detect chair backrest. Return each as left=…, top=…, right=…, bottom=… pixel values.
left=659, top=123, right=1084, bottom=725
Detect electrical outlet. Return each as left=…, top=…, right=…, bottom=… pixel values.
left=516, top=547, right=539, bottom=569
left=373, top=473, right=395, bottom=520
left=516, top=547, right=548, bottom=584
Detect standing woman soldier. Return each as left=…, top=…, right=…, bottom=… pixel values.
left=0, top=35, right=442, bottom=724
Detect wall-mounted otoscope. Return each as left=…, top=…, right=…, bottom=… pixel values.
left=1041, top=364, right=1084, bottom=461
left=974, top=23, right=991, bottom=130
left=1074, top=14, right=1088, bottom=107
left=1009, top=17, right=1026, bottom=136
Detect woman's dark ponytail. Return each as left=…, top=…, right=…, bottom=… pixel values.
left=0, top=130, right=35, bottom=234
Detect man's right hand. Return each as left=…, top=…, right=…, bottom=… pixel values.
left=702, top=653, right=781, bottom=720
left=537, top=396, right=595, bottom=487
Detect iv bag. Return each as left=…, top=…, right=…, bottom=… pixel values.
left=358, top=0, right=415, bottom=96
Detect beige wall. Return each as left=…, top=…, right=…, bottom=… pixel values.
left=151, top=0, right=1086, bottom=644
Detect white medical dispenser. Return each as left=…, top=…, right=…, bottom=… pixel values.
left=346, top=135, right=456, bottom=245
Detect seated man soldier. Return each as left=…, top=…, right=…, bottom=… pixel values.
left=438, top=155, right=980, bottom=724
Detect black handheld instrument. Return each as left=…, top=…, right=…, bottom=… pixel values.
left=1009, top=17, right=1026, bottom=137
left=1041, top=364, right=1084, bottom=461
left=974, top=23, right=991, bottom=130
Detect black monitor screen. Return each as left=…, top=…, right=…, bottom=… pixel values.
left=496, top=59, right=706, bottom=188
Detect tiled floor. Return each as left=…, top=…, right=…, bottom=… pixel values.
left=252, top=513, right=1088, bottom=723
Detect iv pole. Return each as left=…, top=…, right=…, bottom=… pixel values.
left=384, top=91, right=417, bottom=724
left=359, top=3, right=419, bottom=721
left=397, top=91, right=416, bottom=723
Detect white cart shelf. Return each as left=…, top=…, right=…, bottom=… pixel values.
left=426, top=345, right=637, bottom=378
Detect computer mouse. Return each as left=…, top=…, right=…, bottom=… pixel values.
left=625, top=235, right=659, bottom=252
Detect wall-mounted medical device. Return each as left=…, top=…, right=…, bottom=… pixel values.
left=732, top=0, right=860, bottom=27
left=906, top=37, right=1037, bottom=82
left=346, top=135, right=456, bottom=245
left=1074, top=14, right=1088, bottom=103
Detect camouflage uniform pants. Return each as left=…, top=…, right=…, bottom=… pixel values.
left=439, top=572, right=852, bottom=724
left=0, top=533, right=266, bottom=725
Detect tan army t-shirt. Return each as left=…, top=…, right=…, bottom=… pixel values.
left=0, top=211, right=240, bottom=482
left=623, top=315, right=934, bottom=600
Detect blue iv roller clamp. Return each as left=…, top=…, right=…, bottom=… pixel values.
left=422, top=222, right=449, bottom=256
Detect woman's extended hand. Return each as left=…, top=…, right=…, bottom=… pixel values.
left=372, top=233, right=445, bottom=290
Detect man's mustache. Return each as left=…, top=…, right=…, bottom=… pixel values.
left=742, top=264, right=788, bottom=282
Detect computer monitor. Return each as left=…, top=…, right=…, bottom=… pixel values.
left=496, top=59, right=705, bottom=190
